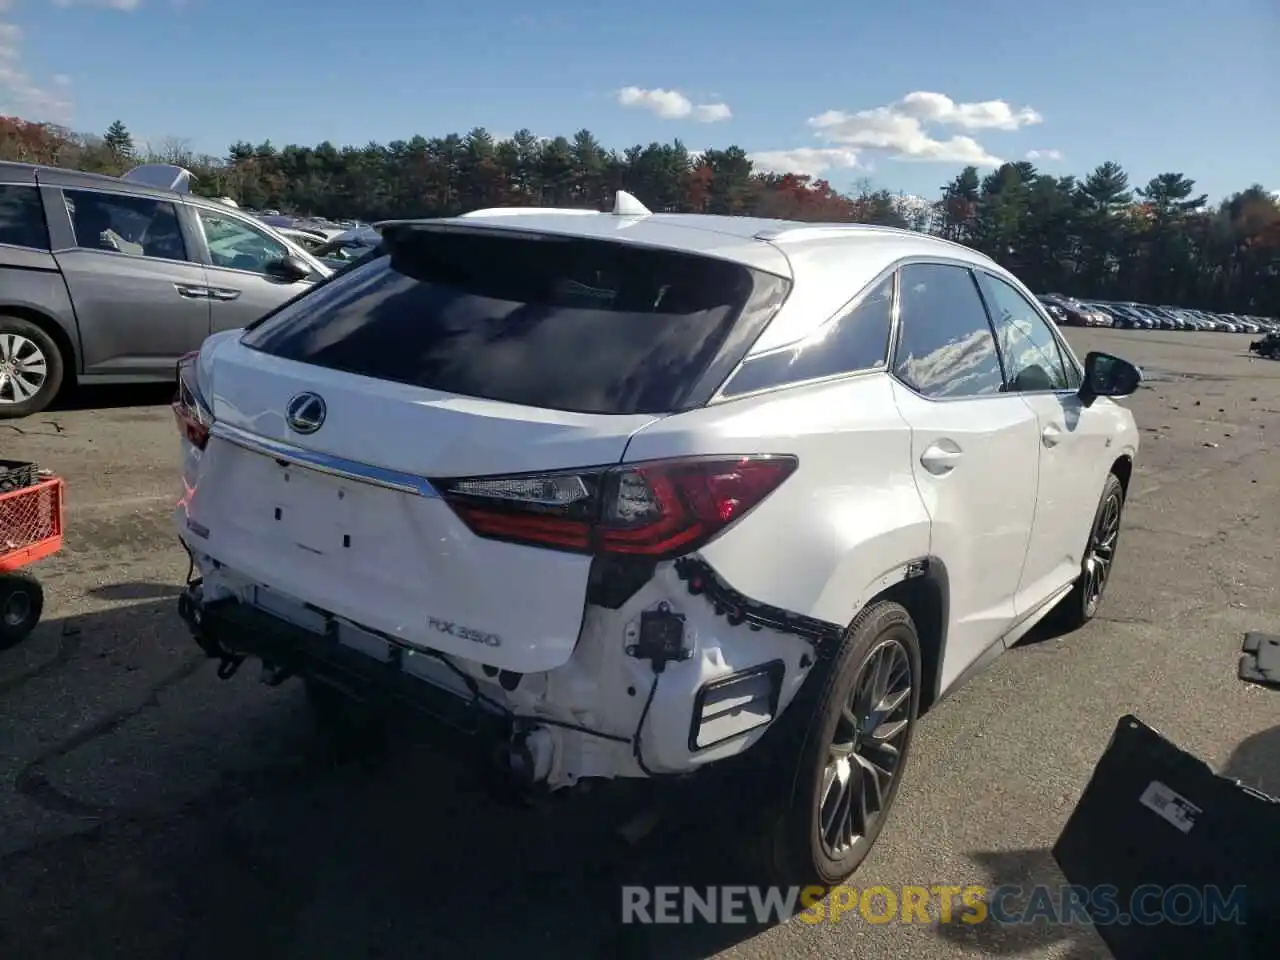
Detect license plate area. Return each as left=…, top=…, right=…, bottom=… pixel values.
left=273, top=464, right=355, bottom=555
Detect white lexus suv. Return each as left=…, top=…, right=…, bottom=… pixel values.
left=173, top=193, right=1140, bottom=886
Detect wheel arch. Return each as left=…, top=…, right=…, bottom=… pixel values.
left=0, top=305, right=79, bottom=387
left=1109, top=453, right=1133, bottom=496
left=856, top=557, right=950, bottom=715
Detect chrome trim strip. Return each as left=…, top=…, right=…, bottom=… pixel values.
left=210, top=422, right=441, bottom=498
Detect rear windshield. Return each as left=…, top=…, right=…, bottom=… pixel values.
left=241, top=227, right=783, bottom=415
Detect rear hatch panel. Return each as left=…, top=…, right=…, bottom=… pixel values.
left=189, top=426, right=607, bottom=673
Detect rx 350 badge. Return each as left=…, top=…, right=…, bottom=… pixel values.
left=428, top=617, right=502, bottom=648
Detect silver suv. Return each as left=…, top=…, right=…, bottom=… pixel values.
left=0, top=162, right=332, bottom=418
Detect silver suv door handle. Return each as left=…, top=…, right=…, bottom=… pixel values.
left=208, top=288, right=242, bottom=301
left=920, top=440, right=963, bottom=475
left=174, top=284, right=210, bottom=299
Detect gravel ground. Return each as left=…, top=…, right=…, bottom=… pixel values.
left=1, top=329, right=1277, bottom=960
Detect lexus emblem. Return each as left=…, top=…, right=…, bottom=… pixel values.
left=285, top=392, right=327, bottom=434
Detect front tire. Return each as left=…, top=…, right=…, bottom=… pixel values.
left=755, top=601, right=922, bottom=887
left=1053, top=472, right=1126, bottom=631
left=0, top=317, right=65, bottom=419
left=0, top=572, right=44, bottom=650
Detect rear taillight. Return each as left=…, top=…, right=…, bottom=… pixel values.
left=173, top=351, right=213, bottom=450
left=434, top=455, right=797, bottom=560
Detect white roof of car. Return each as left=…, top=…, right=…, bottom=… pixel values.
left=382, top=191, right=997, bottom=353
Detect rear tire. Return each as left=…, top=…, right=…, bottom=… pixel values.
left=750, top=601, right=922, bottom=887
left=0, top=316, right=65, bottom=419
left=1052, top=472, right=1126, bottom=632
left=0, top=572, right=44, bottom=650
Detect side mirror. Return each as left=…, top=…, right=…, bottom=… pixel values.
left=1079, top=351, right=1142, bottom=406
left=265, top=254, right=312, bottom=282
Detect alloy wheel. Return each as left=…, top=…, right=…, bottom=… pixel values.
left=1083, top=491, right=1122, bottom=616
left=0, top=333, right=49, bottom=405
left=818, top=638, right=913, bottom=859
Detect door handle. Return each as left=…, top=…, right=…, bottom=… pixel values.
left=174, top=284, right=210, bottom=299
left=1041, top=424, right=1063, bottom=447
left=920, top=440, right=963, bottom=475
left=208, top=288, right=242, bottom=301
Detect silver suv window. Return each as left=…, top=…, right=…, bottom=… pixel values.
left=893, top=262, right=1005, bottom=399
left=197, top=209, right=290, bottom=275
left=0, top=185, right=49, bottom=251
left=63, top=189, right=188, bottom=261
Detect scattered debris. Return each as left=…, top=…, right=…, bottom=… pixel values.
left=1239, top=633, right=1280, bottom=688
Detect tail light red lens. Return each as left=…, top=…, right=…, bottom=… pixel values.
left=435, top=455, right=797, bottom=560
left=173, top=351, right=213, bottom=450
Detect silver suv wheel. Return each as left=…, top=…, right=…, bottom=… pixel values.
left=0, top=333, right=48, bottom=406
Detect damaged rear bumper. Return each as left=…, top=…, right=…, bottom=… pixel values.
left=175, top=553, right=822, bottom=789
left=177, top=581, right=511, bottom=740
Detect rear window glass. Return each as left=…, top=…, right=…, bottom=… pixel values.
left=242, top=228, right=778, bottom=415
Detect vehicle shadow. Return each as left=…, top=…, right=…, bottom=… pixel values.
left=49, top=383, right=174, bottom=413
left=86, top=581, right=185, bottom=601
left=930, top=724, right=1280, bottom=959
left=1220, top=723, right=1280, bottom=796
left=0, top=599, right=787, bottom=960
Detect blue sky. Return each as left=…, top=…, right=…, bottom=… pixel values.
left=2, top=0, right=1276, bottom=201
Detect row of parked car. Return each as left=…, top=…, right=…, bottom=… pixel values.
left=252, top=214, right=382, bottom=270
left=1037, top=293, right=1278, bottom=335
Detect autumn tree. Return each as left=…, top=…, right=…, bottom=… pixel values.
left=0, top=111, right=1275, bottom=315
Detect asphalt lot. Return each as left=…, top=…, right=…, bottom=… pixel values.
left=2, top=329, right=1278, bottom=959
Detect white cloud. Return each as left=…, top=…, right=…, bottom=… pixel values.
left=616, top=86, right=732, bottom=123
left=801, top=91, right=1043, bottom=167
left=691, top=101, right=731, bottom=123
left=1026, top=148, right=1063, bottom=161
left=895, top=91, right=1042, bottom=131
left=749, top=147, right=860, bottom=179
left=0, top=20, right=73, bottom=123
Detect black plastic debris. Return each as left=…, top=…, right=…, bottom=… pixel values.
left=1053, top=715, right=1280, bottom=959
left=1240, top=633, right=1280, bottom=689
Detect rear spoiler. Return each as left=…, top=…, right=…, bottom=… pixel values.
left=373, top=190, right=654, bottom=236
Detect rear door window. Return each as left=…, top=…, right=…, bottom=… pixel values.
left=242, top=228, right=786, bottom=415
left=0, top=185, right=50, bottom=250
left=63, top=189, right=188, bottom=262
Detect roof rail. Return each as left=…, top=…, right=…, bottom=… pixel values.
left=753, top=223, right=891, bottom=243
left=452, top=191, right=652, bottom=220
left=459, top=206, right=600, bottom=218
left=755, top=222, right=992, bottom=260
